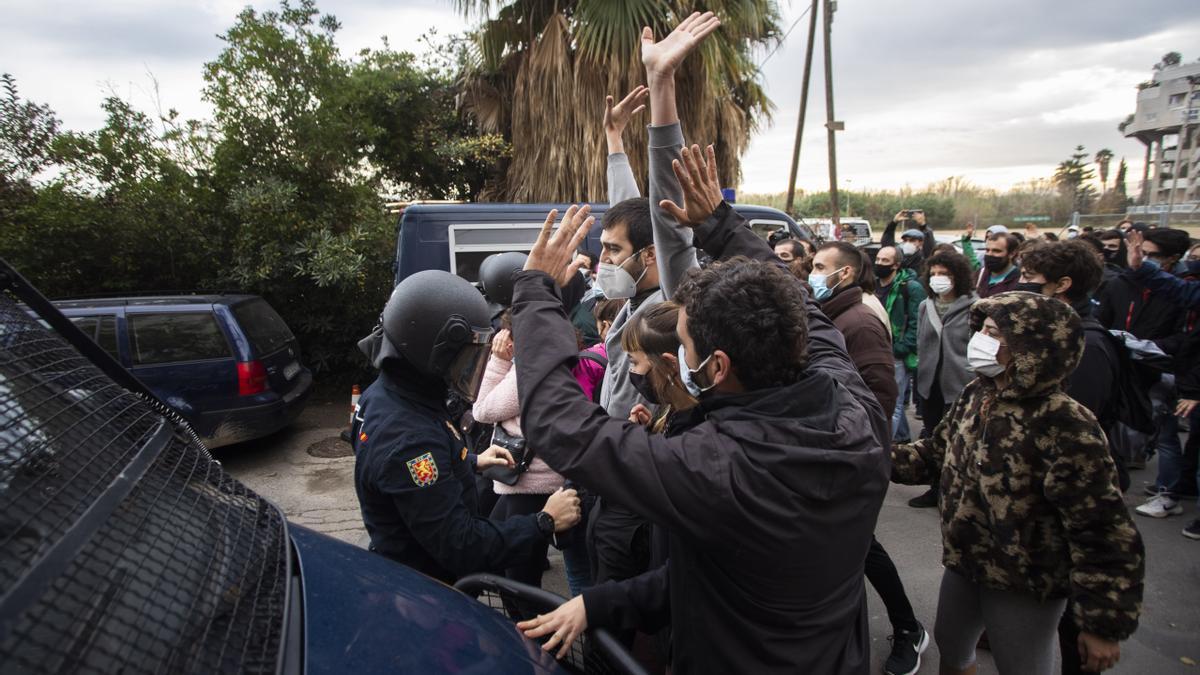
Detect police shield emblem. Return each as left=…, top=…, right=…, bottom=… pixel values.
left=406, top=452, right=439, bottom=487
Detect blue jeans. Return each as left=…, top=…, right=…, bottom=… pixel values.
left=893, top=359, right=913, bottom=442
left=1150, top=378, right=1184, bottom=494
left=562, top=537, right=592, bottom=597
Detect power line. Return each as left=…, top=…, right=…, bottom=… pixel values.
left=759, top=4, right=815, bottom=69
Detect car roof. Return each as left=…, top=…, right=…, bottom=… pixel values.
left=53, top=294, right=259, bottom=310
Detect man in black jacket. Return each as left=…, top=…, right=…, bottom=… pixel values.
left=509, top=176, right=889, bottom=674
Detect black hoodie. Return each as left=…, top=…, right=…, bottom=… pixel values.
left=511, top=206, right=889, bottom=675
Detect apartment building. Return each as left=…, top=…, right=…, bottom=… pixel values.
left=1122, top=61, right=1200, bottom=210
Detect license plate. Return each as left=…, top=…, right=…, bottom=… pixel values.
left=283, top=362, right=300, bottom=380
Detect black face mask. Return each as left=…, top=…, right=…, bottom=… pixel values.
left=873, top=264, right=895, bottom=281
left=1013, top=281, right=1045, bottom=295
left=983, top=255, right=1009, bottom=273
left=1102, top=249, right=1119, bottom=263
left=629, top=371, right=661, bottom=405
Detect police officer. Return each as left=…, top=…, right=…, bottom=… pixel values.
left=352, top=269, right=581, bottom=584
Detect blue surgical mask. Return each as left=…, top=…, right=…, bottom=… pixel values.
left=808, top=266, right=846, bottom=302
left=677, top=344, right=715, bottom=397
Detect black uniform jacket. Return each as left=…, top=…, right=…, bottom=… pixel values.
left=352, top=365, right=544, bottom=584
left=511, top=204, right=891, bottom=675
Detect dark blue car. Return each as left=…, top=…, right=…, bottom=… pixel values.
left=393, top=202, right=813, bottom=285
left=49, top=294, right=313, bottom=448
left=0, top=260, right=641, bottom=674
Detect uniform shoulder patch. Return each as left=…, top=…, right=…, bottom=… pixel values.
left=406, top=452, right=439, bottom=488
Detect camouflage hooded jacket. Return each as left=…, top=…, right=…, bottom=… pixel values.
left=892, top=292, right=1145, bottom=641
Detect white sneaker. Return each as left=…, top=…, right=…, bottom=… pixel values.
left=1135, top=494, right=1183, bottom=518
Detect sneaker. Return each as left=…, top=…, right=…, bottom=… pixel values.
left=1143, top=483, right=1200, bottom=499
left=1135, top=493, right=1183, bottom=518
left=1184, top=519, right=1200, bottom=540
left=907, top=488, right=937, bottom=509
left=885, top=624, right=929, bottom=675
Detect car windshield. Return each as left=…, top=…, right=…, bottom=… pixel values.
left=233, top=298, right=295, bottom=356
left=0, top=290, right=290, bottom=674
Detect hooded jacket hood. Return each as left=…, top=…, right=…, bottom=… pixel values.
left=970, top=291, right=1083, bottom=399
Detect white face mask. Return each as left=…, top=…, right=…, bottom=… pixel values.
left=929, top=275, right=953, bottom=296
left=967, top=331, right=1006, bottom=378
left=900, top=242, right=918, bottom=256
left=595, top=248, right=647, bottom=300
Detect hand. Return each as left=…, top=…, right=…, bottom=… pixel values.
left=491, top=328, right=514, bottom=360
left=659, top=144, right=723, bottom=226
left=476, top=445, right=515, bottom=473
left=629, top=403, right=653, bottom=426
left=892, top=210, right=907, bottom=224
left=1177, top=398, right=1198, bottom=418
left=542, top=488, right=582, bottom=532
left=604, top=86, right=648, bottom=146
left=641, top=11, right=721, bottom=79
left=1078, top=632, right=1120, bottom=672
left=525, top=205, right=595, bottom=286
left=965, top=222, right=976, bottom=239
left=914, top=211, right=927, bottom=227
left=517, top=595, right=588, bottom=659
left=1126, top=230, right=1144, bottom=270
left=1025, top=222, right=1040, bottom=238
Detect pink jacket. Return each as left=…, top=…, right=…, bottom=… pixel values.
left=472, top=355, right=564, bottom=495
left=573, top=343, right=607, bottom=400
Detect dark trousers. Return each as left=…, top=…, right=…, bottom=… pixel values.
left=865, top=536, right=920, bottom=634
left=490, top=493, right=550, bottom=588
left=918, top=380, right=950, bottom=497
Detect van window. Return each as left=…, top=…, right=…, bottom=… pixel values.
left=232, top=299, right=294, bottom=356
left=69, top=315, right=120, bottom=360
left=448, top=223, right=544, bottom=282
left=129, top=313, right=231, bottom=365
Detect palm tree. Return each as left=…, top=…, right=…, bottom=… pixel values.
left=1094, top=148, right=1114, bottom=193
left=454, top=1, right=782, bottom=201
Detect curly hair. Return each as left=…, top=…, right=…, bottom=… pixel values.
left=673, top=257, right=809, bottom=390
left=1019, top=240, right=1103, bottom=303
left=922, top=250, right=974, bottom=299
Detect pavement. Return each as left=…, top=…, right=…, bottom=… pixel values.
left=219, top=395, right=1200, bottom=674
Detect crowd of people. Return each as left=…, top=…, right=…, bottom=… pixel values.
left=342, top=11, right=1200, bottom=675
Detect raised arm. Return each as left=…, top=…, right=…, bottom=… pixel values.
left=605, top=87, right=648, bottom=203
left=640, top=13, right=719, bottom=298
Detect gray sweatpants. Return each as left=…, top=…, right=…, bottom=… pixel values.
left=934, top=568, right=1067, bottom=675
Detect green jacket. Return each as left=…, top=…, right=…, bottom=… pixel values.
left=882, top=268, right=926, bottom=367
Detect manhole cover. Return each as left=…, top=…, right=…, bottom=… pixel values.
left=307, top=435, right=353, bottom=458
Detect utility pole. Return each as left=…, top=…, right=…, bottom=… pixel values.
left=1165, top=76, right=1199, bottom=225
left=822, top=0, right=842, bottom=228
left=784, top=0, right=820, bottom=217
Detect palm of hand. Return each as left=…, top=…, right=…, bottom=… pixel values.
left=642, top=30, right=697, bottom=74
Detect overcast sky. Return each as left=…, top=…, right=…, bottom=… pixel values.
left=4, top=0, right=1198, bottom=195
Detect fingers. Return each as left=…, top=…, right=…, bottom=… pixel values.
left=692, top=15, right=722, bottom=40
left=640, top=25, right=654, bottom=45
left=631, top=104, right=646, bottom=116
left=675, top=11, right=702, bottom=33
left=671, top=157, right=694, bottom=191
left=493, top=447, right=515, bottom=466
left=518, top=612, right=557, bottom=636
left=556, top=627, right=580, bottom=659
left=705, top=144, right=720, bottom=190
left=534, top=208, right=558, bottom=251
left=618, top=85, right=648, bottom=109
left=684, top=144, right=706, bottom=187
left=660, top=199, right=689, bottom=224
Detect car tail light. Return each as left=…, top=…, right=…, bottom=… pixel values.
left=237, top=360, right=268, bottom=396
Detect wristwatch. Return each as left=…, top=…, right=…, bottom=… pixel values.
left=535, top=511, right=555, bottom=537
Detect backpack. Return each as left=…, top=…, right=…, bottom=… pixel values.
left=576, top=349, right=608, bottom=403
left=1085, top=324, right=1155, bottom=434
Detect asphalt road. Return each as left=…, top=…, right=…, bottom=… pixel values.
left=219, top=397, right=1200, bottom=674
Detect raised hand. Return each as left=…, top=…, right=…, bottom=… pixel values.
left=604, top=86, right=649, bottom=151
left=1126, top=230, right=1144, bottom=270
left=659, top=144, right=724, bottom=227
left=965, top=222, right=976, bottom=239
left=525, top=205, right=595, bottom=286
left=641, top=11, right=721, bottom=79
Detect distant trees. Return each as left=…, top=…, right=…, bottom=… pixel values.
left=1053, top=145, right=1097, bottom=213
left=0, top=0, right=507, bottom=376
left=1094, top=148, right=1114, bottom=192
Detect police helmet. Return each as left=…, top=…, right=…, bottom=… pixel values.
left=478, top=252, right=528, bottom=307
left=361, top=270, right=495, bottom=400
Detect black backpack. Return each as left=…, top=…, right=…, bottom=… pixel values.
left=1086, top=324, right=1156, bottom=434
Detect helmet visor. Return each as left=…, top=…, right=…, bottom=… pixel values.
left=445, top=327, right=494, bottom=401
